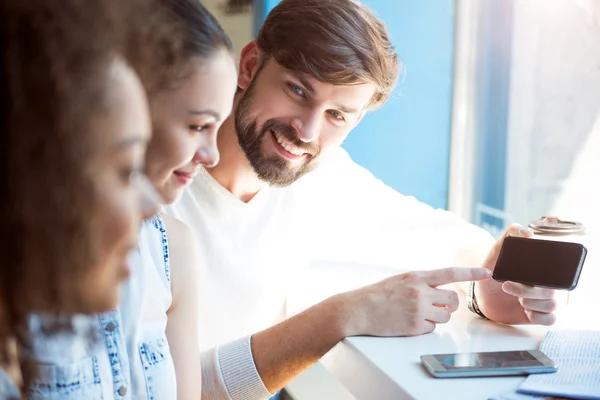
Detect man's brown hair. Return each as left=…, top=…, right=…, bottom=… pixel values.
left=256, top=0, right=399, bottom=109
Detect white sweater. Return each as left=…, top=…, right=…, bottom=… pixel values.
left=164, top=148, right=495, bottom=400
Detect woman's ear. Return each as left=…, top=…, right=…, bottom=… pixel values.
left=238, top=40, right=262, bottom=90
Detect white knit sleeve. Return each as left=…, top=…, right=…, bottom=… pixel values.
left=201, top=335, right=273, bottom=400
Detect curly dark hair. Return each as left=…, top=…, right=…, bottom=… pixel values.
left=0, top=0, right=181, bottom=377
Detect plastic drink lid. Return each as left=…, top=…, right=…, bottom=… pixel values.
left=528, top=216, right=586, bottom=235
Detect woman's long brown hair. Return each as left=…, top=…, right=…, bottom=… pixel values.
left=0, top=0, right=181, bottom=385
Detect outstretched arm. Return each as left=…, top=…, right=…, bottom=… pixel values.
left=203, top=266, right=491, bottom=398
left=163, top=214, right=202, bottom=399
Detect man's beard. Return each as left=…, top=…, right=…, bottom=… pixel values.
left=234, top=82, right=320, bottom=187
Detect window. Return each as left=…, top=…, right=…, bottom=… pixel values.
left=450, top=0, right=600, bottom=315
left=450, top=0, right=600, bottom=238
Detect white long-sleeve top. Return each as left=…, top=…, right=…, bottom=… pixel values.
left=164, top=148, right=495, bottom=400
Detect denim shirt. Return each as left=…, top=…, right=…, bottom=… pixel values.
left=20, top=314, right=112, bottom=399
left=118, top=215, right=176, bottom=400
left=0, top=368, right=19, bottom=400
left=21, top=215, right=176, bottom=399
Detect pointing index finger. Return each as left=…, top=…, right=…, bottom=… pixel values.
left=424, top=267, right=492, bottom=287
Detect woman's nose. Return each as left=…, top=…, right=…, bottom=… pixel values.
left=192, top=147, right=220, bottom=168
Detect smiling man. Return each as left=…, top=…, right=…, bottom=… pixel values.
left=165, top=1, right=558, bottom=399
left=233, top=54, right=379, bottom=188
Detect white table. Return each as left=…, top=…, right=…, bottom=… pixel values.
left=321, top=302, right=550, bottom=400
left=317, top=233, right=599, bottom=400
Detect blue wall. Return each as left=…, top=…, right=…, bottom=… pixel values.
left=256, top=1, right=456, bottom=209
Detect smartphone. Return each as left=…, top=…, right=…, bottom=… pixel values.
left=421, top=350, right=557, bottom=378
left=492, top=237, right=587, bottom=290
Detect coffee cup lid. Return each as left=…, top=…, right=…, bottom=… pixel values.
left=529, top=216, right=585, bottom=235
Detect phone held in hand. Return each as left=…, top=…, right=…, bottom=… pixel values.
left=421, top=350, right=557, bottom=378
left=492, top=236, right=587, bottom=290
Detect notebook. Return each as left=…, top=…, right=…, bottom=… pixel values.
left=490, top=392, right=561, bottom=400
left=518, top=330, right=600, bottom=399
left=490, top=330, right=600, bottom=400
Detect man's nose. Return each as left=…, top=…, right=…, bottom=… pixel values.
left=290, top=113, right=320, bottom=143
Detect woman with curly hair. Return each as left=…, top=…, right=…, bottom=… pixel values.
left=0, top=0, right=174, bottom=396
left=13, top=0, right=238, bottom=398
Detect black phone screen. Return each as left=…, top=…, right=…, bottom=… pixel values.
left=492, top=237, right=587, bottom=289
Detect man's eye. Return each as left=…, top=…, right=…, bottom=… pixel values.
left=328, top=110, right=344, bottom=121
left=287, top=83, right=305, bottom=98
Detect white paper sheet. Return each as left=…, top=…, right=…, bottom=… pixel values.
left=489, top=391, right=560, bottom=400
left=517, top=330, right=600, bottom=400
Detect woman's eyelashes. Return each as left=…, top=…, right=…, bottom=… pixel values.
left=189, top=123, right=213, bottom=133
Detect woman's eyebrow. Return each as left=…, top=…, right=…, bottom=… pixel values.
left=188, top=109, right=221, bottom=120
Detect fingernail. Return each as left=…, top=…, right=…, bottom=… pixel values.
left=481, top=269, right=492, bottom=278
left=519, top=227, right=531, bottom=235
left=503, top=282, right=514, bottom=294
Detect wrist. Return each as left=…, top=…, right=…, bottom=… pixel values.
left=466, top=281, right=489, bottom=320
left=472, top=279, right=533, bottom=325
left=322, top=292, right=357, bottom=339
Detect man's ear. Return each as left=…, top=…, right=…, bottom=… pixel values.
left=238, top=40, right=262, bottom=90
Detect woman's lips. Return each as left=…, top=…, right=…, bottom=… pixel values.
left=173, top=170, right=194, bottom=185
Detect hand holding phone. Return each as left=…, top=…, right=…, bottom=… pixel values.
left=492, top=237, right=587, bottom=290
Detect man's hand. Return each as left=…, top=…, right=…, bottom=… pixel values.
left=251, top=267, right=490, bottom=393
left=336, top=267, right=492, bottom=337
left=476, top=224, right=558, bottom=326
